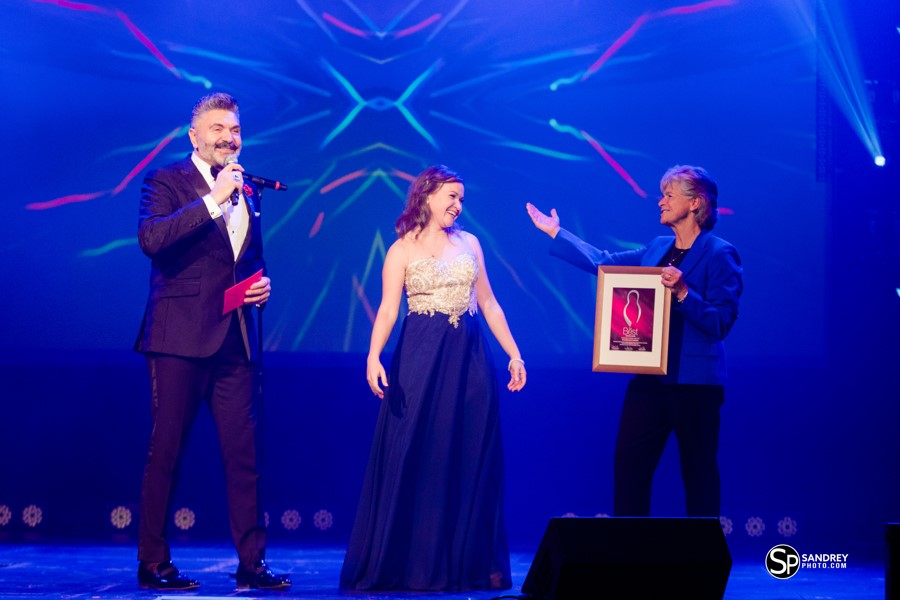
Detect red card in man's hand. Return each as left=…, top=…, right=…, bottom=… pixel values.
left=223, top=269, right=263, bottom=315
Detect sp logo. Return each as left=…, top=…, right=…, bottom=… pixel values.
left=766, top=544, right=800, bottom=579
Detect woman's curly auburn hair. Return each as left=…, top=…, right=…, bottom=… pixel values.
left=395, top=165, right=464, bottom=238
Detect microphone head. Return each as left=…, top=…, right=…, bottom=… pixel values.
left=224, top=154, right=239, bottom=166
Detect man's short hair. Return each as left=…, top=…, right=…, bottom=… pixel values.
left=190, top=93, right=239, bottom=126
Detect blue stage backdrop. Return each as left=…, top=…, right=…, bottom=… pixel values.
left=5, top=0, right=825, bottom=360
left=1, top=0, right=898, bottom=556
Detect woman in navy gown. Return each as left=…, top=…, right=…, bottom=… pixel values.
left=340, top=165, right=527, bottom=591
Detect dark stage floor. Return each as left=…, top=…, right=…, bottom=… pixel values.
left=0, top=543, right=885, bottom=599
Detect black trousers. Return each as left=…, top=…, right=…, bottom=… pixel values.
left=138, top=315, right=265, bottom=568
left=613, top=377, right=724, bottom=517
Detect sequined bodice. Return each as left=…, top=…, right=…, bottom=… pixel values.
left=405, top=254, right=478, bottom=327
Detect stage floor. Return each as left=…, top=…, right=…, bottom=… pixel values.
left=0, top=543, right=885, bottom=599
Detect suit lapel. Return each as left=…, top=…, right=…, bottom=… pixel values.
left=644, top=237, right=674, bottom=266
left=180, top=155, right=233, bottom=249
left=679, top=230, right=711, bottom=277
left=235, top=182, right=257, bottom=261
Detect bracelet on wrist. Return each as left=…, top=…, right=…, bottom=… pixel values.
left=508, top=358, right=525, bottom=371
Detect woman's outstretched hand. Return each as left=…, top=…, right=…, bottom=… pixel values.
left=526, top=203, right=561, bottom=238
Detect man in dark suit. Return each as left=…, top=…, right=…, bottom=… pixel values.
left=527, top=165, right=742, bottom=517
left=134, top=92, right=290, bottom=591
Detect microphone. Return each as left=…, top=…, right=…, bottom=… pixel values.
left=242, top=173, right=289, bottom=191
left=224, top=154, right=240, bottom=206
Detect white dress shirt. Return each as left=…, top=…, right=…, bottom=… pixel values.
left=192, top=152, right=248, bottom=260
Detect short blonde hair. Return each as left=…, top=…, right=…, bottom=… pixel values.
left=660, top=165, right=719, bottom=230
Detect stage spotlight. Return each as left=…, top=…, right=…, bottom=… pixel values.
left=815, top=0, right=885, bottom=165
left=0, top=505, right=11, bottom=526
left=875, top=155, right=886, bottom=166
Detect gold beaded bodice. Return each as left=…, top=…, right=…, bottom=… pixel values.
left=405, top=254, right=478, bottom=327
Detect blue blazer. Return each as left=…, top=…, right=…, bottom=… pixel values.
left=134, top=155, right=265, bottom=359
left=551, top=228, right=742, bottom=385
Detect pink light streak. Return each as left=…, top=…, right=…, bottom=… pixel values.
left=322, top=13, right=369, bottom=38
left=113, top=126, right=181, bottom=195
left=320, top=170, right=368, bottom=194
left=34, top=0, right=105, bottom=13
left=26, top=192, right=106, bottom=211
left=390, top=169, right=416, bottom=183
left=582, top=14, right=650, bottom=80
left=493, top=252, right=525, bottom=290
left=582, top=0, right=735, bottom=81
left=352, top=275, right=377, bottom=323
left=660, top=0, right=736, bottom=18
left=114, top=9, right=181, bottom=77
left=581, top=131, right=647, bottom=198
left=27, top=126, right=181, bottom=210
left=309, top=212, right=325, bottom=238
left=393, top=14, right=442, bottom=39
left=32, top=0, right=182, bottom=79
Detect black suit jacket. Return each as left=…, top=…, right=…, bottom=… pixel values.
left=134, top=154, right=265, bottom=359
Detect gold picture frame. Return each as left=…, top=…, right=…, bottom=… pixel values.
left=593, top=266, right=671, bottom=374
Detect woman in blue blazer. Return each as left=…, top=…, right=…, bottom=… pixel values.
left=526, top=165, right=742, bottom=517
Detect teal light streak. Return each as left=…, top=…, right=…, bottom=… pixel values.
left=291, top=263, right=338, bottom=350
left=430, top=70, right=509, bottom=98
left=295, top=0, right=338, bottom=43
left=178, top=70, right=212, bottom=88
left=494, top=141, right=588, bottom=161
left=533, top=270, right=592, bottom=338
left=343, top=230, right=388, bottom=351
left=80, top=237, right=137, bottom=257
left=328, top=169, right=408, bottom=223
left=329, top=173, right=379, bottom=220
left=549, top=118, right=586, bottom=140
left=430, top=111, right=504, bottom=140
left=395, top=65, right=438, bottom=147
left=104, top=126, right=189, bottom=159
left=385, top=0, right=424, bottom=32
left=380, top=174, right=407, bottom=199
left=321, top=62, right=437, bottom=148
left=165, top=44, right=273, bottom=69
left=266, top=163, right=337, bottom=241
left=495, top=46, right=600, bottom=70
left=548, top=119, right=650, bottom=160
left=254, top=110, right=332, bottom=139
left=344, top=0, right=380, bottom=32
left=606, top=235, right=645, bottom=251
left=427, top=0, right=470, bottom=42
left=550, top=72, right=584, bottom=91
left=321, top=61, right=367, bottom=148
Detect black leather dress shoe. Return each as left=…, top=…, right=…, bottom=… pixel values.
left=137, top=560, right=200, bottom=590
left=235, top=559, right=291, bottom=590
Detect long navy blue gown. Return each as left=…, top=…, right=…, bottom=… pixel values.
left=340, top=254, right=511, bottom=591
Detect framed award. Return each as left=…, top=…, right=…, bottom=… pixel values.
left=593, top=266, right=671, bottom=374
